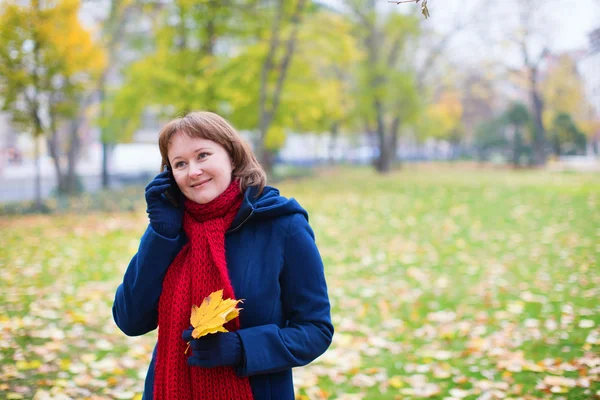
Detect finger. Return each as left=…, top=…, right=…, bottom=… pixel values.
left=190, top=349, right=209, bottom=358
left=189, top=339, right=209, bottom=351
left=146, top=184, right=173, bottom=197
left=145, top=178, right=171, bottom=192
left=145, top=172, right=170, bottom=190
left=182, top=329, right=194, bottom=343
left=191, top=336, right=217, bottom=348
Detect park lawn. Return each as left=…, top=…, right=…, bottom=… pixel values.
left=0, top=165, right=598, bottom=399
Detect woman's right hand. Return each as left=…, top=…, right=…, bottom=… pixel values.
left=145, top=171, right=184, bottom=238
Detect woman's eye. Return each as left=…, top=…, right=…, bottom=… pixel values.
left=175, top=161, right=185, bottom=168
left=198, top=152, right=209, bottom=159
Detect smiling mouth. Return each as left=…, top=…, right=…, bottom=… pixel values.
left=191, top=179, right=211, bottom=188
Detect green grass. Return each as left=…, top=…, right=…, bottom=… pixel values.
left=1, top=165, right=599, bottom=399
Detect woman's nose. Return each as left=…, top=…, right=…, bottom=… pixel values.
left=189, top=164, right=203, bottom=178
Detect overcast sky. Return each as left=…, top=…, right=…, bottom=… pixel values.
left=320, top=0, right=600, bottom=71
left=376, top=0, right=600, bottom=51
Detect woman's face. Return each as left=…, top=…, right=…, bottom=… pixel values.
left=167, top=133, right=234, bottom=204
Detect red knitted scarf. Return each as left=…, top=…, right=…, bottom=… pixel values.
left=153, top=181, right=254, bottom=400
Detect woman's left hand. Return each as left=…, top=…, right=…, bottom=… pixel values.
left=182, top=327, right=242, bottom=368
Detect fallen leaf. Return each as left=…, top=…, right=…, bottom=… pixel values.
left=543, top=376, right=577, bottom=387
left=388, top=376, right=403, bottom=388
left=190, top=290, right=243, bottom=339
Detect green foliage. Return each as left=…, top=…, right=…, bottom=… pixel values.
left=285, top=11, right=362, bottom=134
left=475, top=103, right=537, bottom=166
left=550, top=112, right=587, bottom=156
left=107, top=3, right=363, bottom=154
left=104, top=1, right=244, bottom=137
left=474, top=117, right=508, bottom=160
left=351, top=8, right=422, bottom=140
left=504, top=102, right=530, bottom=127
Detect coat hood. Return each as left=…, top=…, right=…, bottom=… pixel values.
left=228, top=185, right=307, bottom=233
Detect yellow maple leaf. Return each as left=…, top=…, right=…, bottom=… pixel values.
left=185, top=290, right=244, bottom=353
left=185, top=290, right=242, bottom=353
left=190, top=290, right=243, bottom=338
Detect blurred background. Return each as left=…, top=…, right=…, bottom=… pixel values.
left=0, top=0, right=599, bottom=399
left=0, top=0, right=599, bottom=206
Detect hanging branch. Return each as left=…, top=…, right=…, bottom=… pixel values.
left=388, top=0, right=430, bottom=19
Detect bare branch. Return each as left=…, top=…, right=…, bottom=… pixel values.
left=389, top=0, right=430, bottom=18
left=415, top=0, right=487, bottom=88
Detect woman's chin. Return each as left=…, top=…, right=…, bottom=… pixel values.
left=186, top=191, right=216, bottom=205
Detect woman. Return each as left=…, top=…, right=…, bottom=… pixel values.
left=112, top=111, right=333, bottom=400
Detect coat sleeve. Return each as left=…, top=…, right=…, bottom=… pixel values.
left=235, top=213, right=334, bottom=376
left=112, top=224, right=185, bottom=336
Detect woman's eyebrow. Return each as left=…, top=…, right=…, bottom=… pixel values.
left=171, top=147, right=212, bottom=162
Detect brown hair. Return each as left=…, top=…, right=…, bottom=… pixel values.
left=158, top=111, right=267, bottom=195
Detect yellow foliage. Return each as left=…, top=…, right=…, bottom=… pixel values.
left=542, top=55, right=596, bottom=138
left=265, top=125, right=286, bottom=151
left=0, top=0, right=105, bottom=85
left=189, top=289, right=243, bottom=340
left=388, top=376, right=404, bottom=388
left=422, top=90, right=463, bottom=139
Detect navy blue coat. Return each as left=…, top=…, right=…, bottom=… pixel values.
left=112, top=186, right=334, bottom=399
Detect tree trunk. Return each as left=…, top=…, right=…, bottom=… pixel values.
left=328, top=122, right=339, bottom=165
left=257, top=0, right=306, bottom=174
left=390, top=117, right=400, bottom=167
left=587, top=137, right=597, bottom=157
left=34, top=134, right=42, bottom=209
left=102, top=142, right=113, bottom=189
left=64, top=118, right=82, bottom=194
left=263, top=150, right=276, bottom=178
left=376, top=137, right=393, bottom=173
left=530, top=67, right=547, bottom=166
left=47, top=132, right=66, bottom=193
left=551, top=132, right=561, bottom=157
left=512, top=126, right=523, bottom=167
left=373, top=99, right=392, bottom=173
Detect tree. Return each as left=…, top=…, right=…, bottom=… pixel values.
left=474, top=117, right=509, bottom=162
left=504, top=102, right=531, bottom=166
left=457, top=68, right=498, bottom=147
left=417, top=89, right=463, bottom=140
left=346, top=1, right=421, bottom=173
left=223, top=2, right=361, bottom=171
left=254, top=0, right=309, bottom=174
left=550, top=112, right=586, bottom=156
left=413, top=0, right=486, bottom=92
left=488, top=0, right=552, bottom=166
left=108, top=1, right=311, bottom=176
left=290, top=9, right=361, bottom=164
left=0, top=0, right=105, bottom=202
left=107, top=0, right=239, bottom=137
left=97, top=0, right=137, bottom=189
left=541, top=54, right=599, bottom=156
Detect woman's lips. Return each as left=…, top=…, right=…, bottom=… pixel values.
left=191, top=178, right=211, bottom=188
